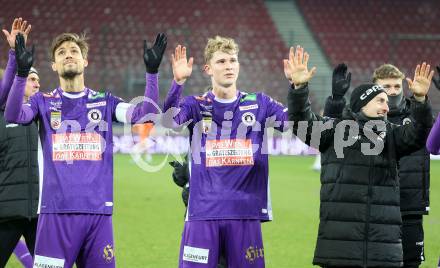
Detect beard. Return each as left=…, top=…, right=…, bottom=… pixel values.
left=60, top=66, right=82, bottom=80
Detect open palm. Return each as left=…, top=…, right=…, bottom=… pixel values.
left=287, top=46, right=316, bottom=87
left=171, top=45, right=194, bottom=84
left=2, top=17, right=32, bottom=49
left=406, top=62, right=434, bottom=98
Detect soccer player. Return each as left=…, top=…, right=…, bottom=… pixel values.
left=5, top=32, right=166, bottom=267
left=287, top=45, right=433, bottom=268
left=325, top=63, right=432, bottom=268
left=0, top=18, right=37, bottom=268
left=164, top=36, right=288, bottom=267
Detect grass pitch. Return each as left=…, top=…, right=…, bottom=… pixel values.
left=6, top=155, right=440, bottom=267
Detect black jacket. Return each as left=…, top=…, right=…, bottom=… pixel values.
left=0, top=110, right=39, bottom=221
left=288, top=86, right=432, bottom=267
left=324, top=96, right=430, bottom=216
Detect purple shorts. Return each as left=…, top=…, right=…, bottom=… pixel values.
left=179, top=219, right=265, bottom=268
left=33, top=214, right=115, bottom=268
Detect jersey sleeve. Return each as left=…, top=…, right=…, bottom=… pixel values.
left=5, top=76, right=39, bottom=124
left=261, top=93, right=289, bottom=132
left=113, top=73, right=160, bottom=124
left=162, top=81, right=195, bottom=128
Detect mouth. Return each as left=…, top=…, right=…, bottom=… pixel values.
left=225, top=73, right=235, bottom=78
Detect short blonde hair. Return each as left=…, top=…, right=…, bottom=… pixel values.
left=204, top=36, right=239, bottom=64
left=50, top=32, right=89, bottom=61
left=372, top=64, right=405, bottom=83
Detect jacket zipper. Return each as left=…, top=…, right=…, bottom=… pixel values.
left=364, top=156, right=373, bottom=268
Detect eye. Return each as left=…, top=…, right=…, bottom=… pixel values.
left=58, top=50, right=65, bottom=55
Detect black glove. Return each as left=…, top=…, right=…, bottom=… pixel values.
left=169, top=158, right=189, bottom=187
left=432, top=65, right=440, bottom=90
left=332, top=63, right=351, bottom=99
left=182, top=185, right=189, bottom=207
left=143, top=33, right=167, bottom=74
left=15, top=33, right=34, bottom=77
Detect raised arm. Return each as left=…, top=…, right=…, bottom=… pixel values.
left=323, top=63, right=351, bottom=118
left=116, top=33, right=167, bottom=124
left=162, top=45, right=194, bottom=128
left=0, top=18, right=32, bottom=107
left=5, top=33, right=37, bottom=124
left=394, top=62, right=434, bottom=157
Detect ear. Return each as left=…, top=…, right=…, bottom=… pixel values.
left=51, top=62, right=57, bottom=72
left=204, top=64, right=212, bottom=76
left=84, top=58, right=88, bottom=68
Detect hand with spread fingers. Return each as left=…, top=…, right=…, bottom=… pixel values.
left=332, top=63, right=351, bottom=99
left=2, top=17, right=32, bottom=50
left=406, top=62, right=434, bottom=102
left=15, top=33, right=34, bottom=77
left=286, top=45, right=317, bottom=89
left=143, top=33, right=167, bottom=74
left=171, top=45, right=194, bottom=85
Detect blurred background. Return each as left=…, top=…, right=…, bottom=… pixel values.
left=2, top=0, right=440, bottom=114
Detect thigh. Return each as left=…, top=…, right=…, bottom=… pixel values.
left=179, top=220, right=220, bottom=268
left=223, top=219, right=265, bottom=268
left=33, top=214, right=86, bottom=268
left=402, top=217, right=424, bottom=268
left=0, top=219, right=24, bottom=267
left=76, top=215, right=115, bottom=268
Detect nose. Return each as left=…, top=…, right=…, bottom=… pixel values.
left=383, top=102, right=389, bottom=113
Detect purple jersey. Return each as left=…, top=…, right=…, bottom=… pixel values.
left=5, top=73, right=159, bottom=214
left=427, top=113, right=440, bottom=154
left=164, top=81, right=288, bottom=221
left=0, top=50, right=17, bottom=107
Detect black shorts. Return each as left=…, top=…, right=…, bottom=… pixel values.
left=0, top=218, right=38, bottom=267
left=402, top=215, right=424, bottom=267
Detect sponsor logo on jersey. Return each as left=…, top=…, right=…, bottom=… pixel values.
left=103, top=244, right=115, bottom=263
left=50, top=111, right=62, bottom=130
left=87, top=101, right=107, bottom=109
left=240, top=93, right=257, bottom=102
left=87, top=109, right=102, bottom=123
left=245, top=246, right=264, bottom=264
left=49, top=101, right=62, bottom=110
left=205, top=139, right=254, bottom=167
left=52, top=133, right=102, bottom=161
left=33, top=255, right=65, bottom=268
left=242, top=112, right=256, bottom=126
left=202, top=117, right=212, bottom=134
left=88, top=91, right=106, bottom=100
left=239, top=104, right=259, bottom=111
left=183, top=246, right=209, bottom=264
left=5, top=123, right=18, bottom=128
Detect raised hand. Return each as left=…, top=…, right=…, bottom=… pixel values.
left=2, top=17, right=32, bottom=49
left=287, top=46, right=316, bottom=88
left=406, top=62, right=434, bottom=101
left=15, top=33, right=34, bottom=77
left=143, top=33, right=167, bottom=74
left=171, top=45, right=194, bottom=85
left=332, top=63, right=351, bottom=99
left=432, top=65, right=440, bottom=90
